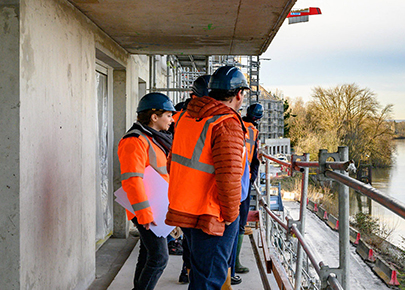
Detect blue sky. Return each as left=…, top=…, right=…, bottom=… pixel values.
left=261, top=0, right=405, bottom=119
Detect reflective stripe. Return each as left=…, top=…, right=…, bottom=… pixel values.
left=125, top=129, right=168, bottom=175
left=121, top=172, right=144, bottom=180
left=172, top=153, right=215, bottom=174
left=175, top=110, right=187, bottom=129
left=246, top=126, right=256, bottom=165
left=172, top=114, right=229, bottom=174
left=132, top=200, right=150, bottom=212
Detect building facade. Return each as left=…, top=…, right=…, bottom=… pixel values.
left=0, top=2, right=168, bottom=288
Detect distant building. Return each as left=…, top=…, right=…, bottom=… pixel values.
left=242, top=86, right=284, bottom=144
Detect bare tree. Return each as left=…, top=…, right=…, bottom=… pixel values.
left=289, top=84, right=394, bottom=166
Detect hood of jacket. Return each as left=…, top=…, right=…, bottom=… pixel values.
left=187, top=96, right=247, bottom=133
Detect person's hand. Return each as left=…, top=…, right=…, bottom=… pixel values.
left=142, top=220, right=157, bottom=230
left=225, top=221, right=231, bottom=226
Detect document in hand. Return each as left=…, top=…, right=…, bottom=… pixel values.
left=114, top=166, right=175, bottom=237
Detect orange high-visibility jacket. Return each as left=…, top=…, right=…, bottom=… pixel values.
left=117, top=125, right=169, bottom=224
left=166, top=96, right=246, bottom=236
left=244, top=121, right=259, bottom=166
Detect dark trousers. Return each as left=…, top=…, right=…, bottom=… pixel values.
left=239, top=185, right=252, bottom=234
left=132, top=217, right=169, bottom=290
left=182, top=235, right=191, bottom=269
left=182, top=216, right=239, bottom=290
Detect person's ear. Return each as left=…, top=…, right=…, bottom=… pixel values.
left=150, top=113, right=158, bottom=123
left=236, top=90, right=243, bottom=101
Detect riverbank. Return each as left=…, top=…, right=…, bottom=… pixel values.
left=278, top=175, right=405, bottom=288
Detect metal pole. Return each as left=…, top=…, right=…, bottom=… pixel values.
left=338, top=146, right=350, bottom=289
left=265, top=147, right=271, bottom=246
left=149, top=55, right=153, bottom=91
left=166, top=55, right=170, bottom=97
left=205, top=55, right=210, bottom=74
left=152, top=55, right=156, bottom=92
left=294, top=153, right=309, bottom=290
left=291, top=224, right=321, bottom=275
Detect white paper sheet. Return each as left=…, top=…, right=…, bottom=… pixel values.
left=114, top=166, right=174, bottom=237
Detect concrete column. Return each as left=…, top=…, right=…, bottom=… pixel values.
left=0, top=2, right=20, bottom=288
left=113, top=70, right=130, bottom=238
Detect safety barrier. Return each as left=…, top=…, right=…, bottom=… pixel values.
left=326, top=213, right=339, bottom=231
left=316, top=206, right=327, bottom=221
left=305, top=196, right=402, bottom=288
left=349, top=228, right=360, bottom=245
left=373, top=257, right=400, bottom=286
left=356, top=239, right=376, bottom=263
left=257, top=146, right=404, bottom=290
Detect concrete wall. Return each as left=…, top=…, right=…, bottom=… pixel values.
left=19, top=0, right=101, bottom=288
left=1, top=0, right=169, bottom=288
left=0, top=2, right=21, bottom=289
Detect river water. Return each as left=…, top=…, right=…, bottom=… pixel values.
left=350, top=139, right=405, bottom=248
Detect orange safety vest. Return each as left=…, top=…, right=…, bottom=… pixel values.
left=168, top=112, right=244, bottom=221
left=244, top=121, right=259, bottom=166
left=118, top=127, right=169, bottom=223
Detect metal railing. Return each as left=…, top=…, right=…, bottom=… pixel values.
left=254, top=146, right=405, bottom=290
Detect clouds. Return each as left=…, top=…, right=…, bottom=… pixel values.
left=261, top=0, right=405, bottom=118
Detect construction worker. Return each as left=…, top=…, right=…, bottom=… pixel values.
left=166, top=66, right=248, bottom=290
left=231, top=103, right=264, bottom=285
left=117, top=92, right=175, bottom=290
left=174, top=75, right=212, bottom=284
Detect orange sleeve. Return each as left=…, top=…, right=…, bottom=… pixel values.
left=211, top=117, right=244, bottom=223
left=117, top=137, right=154, bottom=224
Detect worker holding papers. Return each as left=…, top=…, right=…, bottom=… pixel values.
left=117, top=93, right=176, bottom=290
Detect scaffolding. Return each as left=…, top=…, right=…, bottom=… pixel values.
left=150, top=54, right=284, bottom=142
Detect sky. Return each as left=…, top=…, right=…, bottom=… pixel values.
left=261, top=0, right=405, bottom=120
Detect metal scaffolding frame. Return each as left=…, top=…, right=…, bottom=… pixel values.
left=148, top=54, right=284, bottom=142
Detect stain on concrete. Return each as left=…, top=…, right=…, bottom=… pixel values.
left=21, top=32, right=36, bottom=80
left=1, top=6, right=19, bottom=34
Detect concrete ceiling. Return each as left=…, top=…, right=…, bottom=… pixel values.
left=69, top=0, right=296, bottom=55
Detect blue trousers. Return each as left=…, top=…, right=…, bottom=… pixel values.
left=182, top=216, right=239, bottom=290
left=132, top=217, right=169, bottom=290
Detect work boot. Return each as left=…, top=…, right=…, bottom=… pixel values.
left=235, top=234, right=249, bottom=273
left=231, top=275, right=242, bottom=285
left=221, top=267, right=232, bottom=290
left=178, top=265, right=189, bottom=284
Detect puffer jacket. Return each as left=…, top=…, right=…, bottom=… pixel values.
left=166, top=96, right=246, bottom=236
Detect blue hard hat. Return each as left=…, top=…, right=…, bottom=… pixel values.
left=208, top=66, right=250, bottom=91
left=136, top=93, right=176, bottom=113
left=191, top=75, right=211, bottom=98
left=174, top=101, right=186, bottom=111
left=247, top=103, right=264, bottom=120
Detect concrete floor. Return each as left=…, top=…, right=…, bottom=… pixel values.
left=88, top=234, right=138, bottom=290
left=87, top=200, right=388, bottom=290
left=107, top=231, right=267, bottom=290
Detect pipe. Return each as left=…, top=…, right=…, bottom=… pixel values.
left=260, top=152, right=353, bottom=172
left=328, top=274, right=344, bottom=290
left=294, top=153, right=309, bottom=290
left=337, top=146, right=350, bottom=290
left=291, top=224, right=321, bottom=275
left=261, top=152, right=291, bottom=168
left=253, top=183, right=289, bottom=232
left=325, top=170, right=405, bottom=220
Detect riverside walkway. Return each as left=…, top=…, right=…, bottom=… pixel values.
left=96, top=200, right=389, bottom=290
